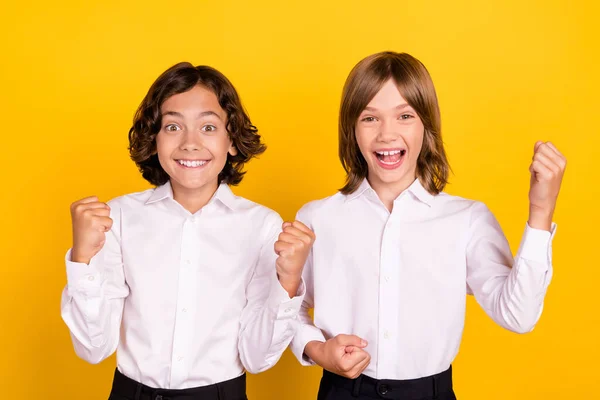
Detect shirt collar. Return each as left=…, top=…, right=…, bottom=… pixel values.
left=406, top=178, right=434, bottom=207
left=145, top=181, right=173, bottom=204
left=345, top=178, right=434, bottom=207
left=145, top=181, right=238, bottom=211
left=212, top=183, right=238, bottom=211
left=345, top=179, right=374, bottom=202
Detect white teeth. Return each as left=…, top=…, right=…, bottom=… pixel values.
left=178, top=160, right=207, bottom=167
left=376, top=150, right=403, bottom=156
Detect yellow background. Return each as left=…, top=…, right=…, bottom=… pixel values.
left=1, top=0, right=598, bottom=399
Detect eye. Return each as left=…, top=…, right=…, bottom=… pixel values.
left=361, top=116, right=377, bottom=122
left=400, top=114, right=414, bottom=120
left=164, top=124, right=180, bottom=132
left=202, top=124, right=217, bottom=132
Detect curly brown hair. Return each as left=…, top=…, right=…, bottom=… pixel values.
left=128, top=62, right=266, bottom=186
left=339, top=52, right=450, bottom=195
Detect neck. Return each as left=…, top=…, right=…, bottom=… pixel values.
left=171, top=180, right=219, bottom=214
left=368, top=175, right=416, bottom=213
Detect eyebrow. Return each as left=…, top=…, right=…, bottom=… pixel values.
left=161, top=110, right=223, bottom=120
left=363, top=104, right=412, bottom=112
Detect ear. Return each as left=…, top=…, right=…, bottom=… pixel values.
left=228, top=144, right=238, bottom=156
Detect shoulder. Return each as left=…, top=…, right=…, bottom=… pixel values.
left=105, top=187, right=156, bottom=211
left=296, top=192, right=346, bottom=227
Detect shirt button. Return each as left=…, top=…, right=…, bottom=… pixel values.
left=384, top=331, right=390, bottom=339
left=182, top=308, right=187, bottom=313
left=177, top=356, right=183, bottom=361
left=185, top=260, right=191, bottom=265
left=87, top=275, right=95, bottom=281
left=190, top=216, right=196, bottom=222
left=384, top=276, right=390, bottom=282
left=284, top=308, right=293, bottom=313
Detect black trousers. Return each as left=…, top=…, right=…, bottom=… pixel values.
left=108, top=369, right=247, bottom=400
left=317, top=366, right=456, bottom=400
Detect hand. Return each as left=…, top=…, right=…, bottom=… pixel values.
left=70, top=196, right=113, bottom=264
left=528, top=141, right=567, bottom=231
left=274, top=221, right=315, bottom=297
left=305, top=334, right=371, bottom=379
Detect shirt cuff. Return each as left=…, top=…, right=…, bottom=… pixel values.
left=267, top=273, right=305, bottom=320
left=65, top=249, right=103, bottom=293
left=517, top=223, right=557, bottom=265
left=290, top=324, right=327, bottom=366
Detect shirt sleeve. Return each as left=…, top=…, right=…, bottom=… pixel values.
left=60, top=200, right=129, bottom=364
left=466, top=201, right=555, bottom=334
left=289, top=205, right=327, bottom=366
left=237, top=211, right=306, bottom=374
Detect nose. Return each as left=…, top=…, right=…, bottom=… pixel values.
left=179, top=129, right=202, bottom=151
left=376, top=118, right=398, bottom=143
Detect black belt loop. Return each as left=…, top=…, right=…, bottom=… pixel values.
left=352, top=375, right=363, bottom=397
left=217, top=382, right=225, bottom=400
left=134, top=381, right=142, bottom=400
left=432, top=374, right=439, bottom=399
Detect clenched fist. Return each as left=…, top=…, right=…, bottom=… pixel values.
left=274, top=221, right=315, bottom=297
left=70, top=196, right=113, bottom=264
left=528, top=141, right=567, bottom=231
left=305, top=335, right=371, bottom=379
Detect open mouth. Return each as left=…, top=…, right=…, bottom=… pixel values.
left=374, top=149, right=406, bottom=168
left=176, top=159, right=210, bottom=168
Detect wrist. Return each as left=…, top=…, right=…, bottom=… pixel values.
left=71, top=247, right=92, bottom=264
left=304, top=340, right=325, bottom=363
left=528, top=206, right=553, bottom=231
left=277, top=272, right=302, bottom=297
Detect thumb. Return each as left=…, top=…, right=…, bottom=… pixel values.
left=534, top=140, right=543, bottom=153
left=336, top=334, right=368, bottom=348
left=342, top=347, right=369, bottom=364
left=344, top=345, right=364, bottom=353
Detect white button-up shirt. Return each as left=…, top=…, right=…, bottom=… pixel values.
left=61, top=182, right=304, bottom=389
left=290, top=178, right=554, bottom=380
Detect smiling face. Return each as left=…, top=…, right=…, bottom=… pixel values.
left=338, top=52, right=450, bottom=197
left=156, top=84, right=238, bottom=201
left=355, top=79, right=425, bottom=195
